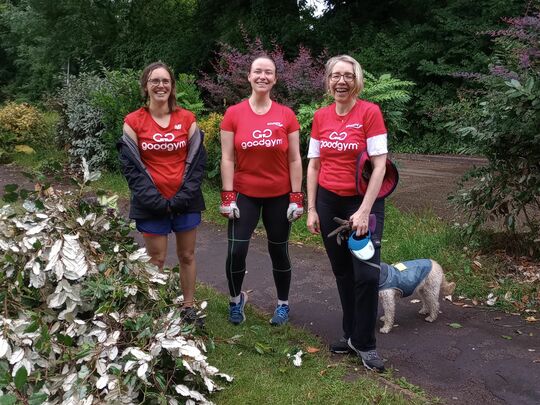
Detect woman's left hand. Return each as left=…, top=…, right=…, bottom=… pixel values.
left=350, top=209, right=370, bottom=236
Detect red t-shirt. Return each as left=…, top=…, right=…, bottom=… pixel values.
left=311, top=100, right=387, bottom=196
left=220, top=100, right=300, bottom=197
left=124, top=107, right=195, bottom=199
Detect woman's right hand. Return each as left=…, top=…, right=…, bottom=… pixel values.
left=307, top=209, right=320, bottom=234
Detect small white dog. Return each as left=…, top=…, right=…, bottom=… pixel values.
left=378, top=259, right=456, bottom=334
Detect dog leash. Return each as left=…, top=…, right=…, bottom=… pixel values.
left=327, top=217, right=381, bottom=270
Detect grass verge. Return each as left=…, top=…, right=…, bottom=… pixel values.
left=198, top=284, right=429, bottom=404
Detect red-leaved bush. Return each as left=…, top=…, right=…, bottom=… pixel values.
left=199, top=33, right=327, bottom=111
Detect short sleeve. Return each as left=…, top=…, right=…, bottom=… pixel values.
left=364, top=105, right=388, bottom=156
left=285, top=107, right=300, bottom=133
left=183, top=109, right=196, bottom=126
left=124, top=109, right=142, bottom=133
left=310, top=111, right=321, bottom=141
left=220, top=106, right=236, bottom=132
left=364, top=105, right=387, bottom=139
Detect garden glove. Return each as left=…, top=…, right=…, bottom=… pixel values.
left=219, top=191, right=240, bottom=219
left=287, top=192, right=304, bottom=222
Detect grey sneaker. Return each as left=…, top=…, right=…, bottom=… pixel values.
left=329, top=337, right=353, bottom=354
left=180, top=307, right=205, bottom=328
left=228, top=291, right=248, bottom=325
left=347, top=338, right=386, bottom=372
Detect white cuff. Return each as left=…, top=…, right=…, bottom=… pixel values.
left=367, top=134, right=388, bottom=156
left=307, top=138, right=320, bottom=158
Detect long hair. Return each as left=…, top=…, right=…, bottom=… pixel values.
left=140, top=61, right=177, bottom=113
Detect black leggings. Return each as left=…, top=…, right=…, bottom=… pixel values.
left=226, top=192, right=292, bottom=301
left=317, top=186, right=385, bottom=351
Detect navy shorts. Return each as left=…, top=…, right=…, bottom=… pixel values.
left=136, top=212, right=201, bottom=236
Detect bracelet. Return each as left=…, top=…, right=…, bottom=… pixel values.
left=307, top=207, right=315, bottom=212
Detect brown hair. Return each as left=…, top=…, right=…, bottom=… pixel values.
left=250, top=55, right=277, bottom=75
left=140, top=61, right=177, bottom=113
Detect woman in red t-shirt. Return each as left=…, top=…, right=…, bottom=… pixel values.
left=119, top=61, right=206, bottom=325
left=307, top=55, right=388, bottom=372
left=219, top=56, right=303, bottom=326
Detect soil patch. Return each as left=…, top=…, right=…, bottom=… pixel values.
left=388, top=153, right=486, bottom=222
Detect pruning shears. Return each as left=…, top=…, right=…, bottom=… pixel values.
left=326, top=217, right=352, bottom=246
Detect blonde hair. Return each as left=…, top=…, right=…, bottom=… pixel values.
left=324, top=55, right=364, bottom=97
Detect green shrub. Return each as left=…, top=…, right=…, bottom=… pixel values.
left=55, top=72, right=109, bottom=169
left=449, top=14, right=540, bottom=256
left=0, top=102, right=51, bottom=159
left=90, top=69, right=141, bottom=170
left=55, top=69, right=141, bottom=171
left=199, top=112, right=223, bottom=183
left=176, top=73, right=205, bottom=117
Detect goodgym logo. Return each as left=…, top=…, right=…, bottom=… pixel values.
left=142, top=132, right=186, bottom=151
left=252, top=129, right=273, bottom=139
left=241, top=128, right=282, bottom=149
left=153, top=132, right=175, bottom=142
left=329, top=131, right=347, bottom=141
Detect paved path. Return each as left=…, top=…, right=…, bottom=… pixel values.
left=161, top=223, right=539, bottom=405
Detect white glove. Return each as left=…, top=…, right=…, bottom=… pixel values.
left=287, top=203, right=304, bottom=222
left=220, top=191, right=240, bottom=219
left=220, top=201, right=240, bottom=219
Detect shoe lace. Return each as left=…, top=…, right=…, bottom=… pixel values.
left=275, top=305, right=289, bottom=319
left=362, top=350, right=381, bottom=361
left=230, top=302, right=242, bottom=318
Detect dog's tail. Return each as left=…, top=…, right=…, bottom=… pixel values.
left=441, top=274, right=456, bottom=296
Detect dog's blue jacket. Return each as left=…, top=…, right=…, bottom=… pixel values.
left=379, top=259, right=432, bottom=297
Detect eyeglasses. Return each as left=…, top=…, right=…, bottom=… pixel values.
left=329, top=73, right=355, bottom=83
left=148, top=78, right=171, bottom=86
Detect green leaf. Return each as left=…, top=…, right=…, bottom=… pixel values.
left=19, top=189, right=30, bottom=199
left=0, top=394, right=17, bottom=405
left=448, top=323, right=463, bottom=329
left=74, top=344, right=93, bottom=360
left=0, top=360, right=10, bottom=387
left=24, top=321, right=40, bottom=333
left=254, top=342, right=272, bottom=355
left=4, top=184, right=18, bottom=192
left=57, top=334, right=74, bottom=347
left=501, top=335, right=512, bottom=340
left=14, top=366, right=28, bottom=390
left=28, top=392, right=48, bottom=405
left=155, top=373, right=167, bottom=391
left=2, top=192, right=18, bottom=203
